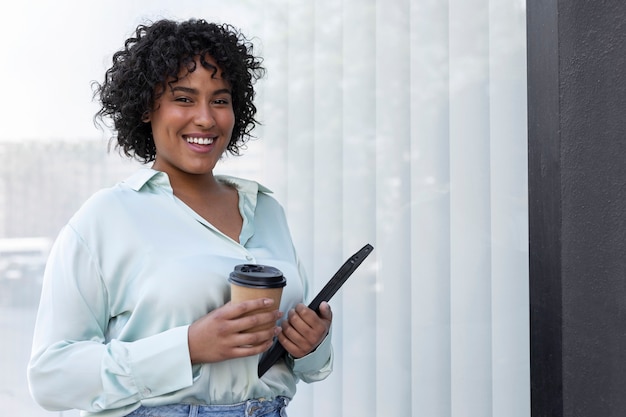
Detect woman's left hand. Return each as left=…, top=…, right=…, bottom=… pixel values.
left=277, top=301, right=332, bottom=359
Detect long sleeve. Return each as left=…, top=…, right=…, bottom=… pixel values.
left=291, top=332, right=333, bottom=382
left=27, top=224, right=193, bottom=412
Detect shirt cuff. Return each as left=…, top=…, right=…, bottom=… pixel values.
left=123, top=325, right=193, bottom=398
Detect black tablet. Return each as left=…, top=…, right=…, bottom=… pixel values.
left=258, top=243, right=374, bottom=377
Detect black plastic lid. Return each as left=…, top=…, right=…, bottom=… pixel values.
left=228, top=264, right=286, bottom=288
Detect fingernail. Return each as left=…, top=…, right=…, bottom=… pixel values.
left=264, top=298, right=274, bottom=306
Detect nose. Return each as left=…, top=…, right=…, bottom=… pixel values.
left=194, top=103, right=216, bottom=128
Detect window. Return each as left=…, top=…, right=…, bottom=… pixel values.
left=1, top=1, right=529, bottom=416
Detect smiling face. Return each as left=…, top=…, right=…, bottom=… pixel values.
left=146, top=57, right=235, bottom=179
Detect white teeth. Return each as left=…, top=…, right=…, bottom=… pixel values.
left=186, top=137, right=214, bottom=145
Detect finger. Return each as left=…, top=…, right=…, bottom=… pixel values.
left=277, top=327, right=307, bottom=358
left=318, top=301, right=333, bottom=321
left=232, top=309, right=283, bottom=333
left=280, top=311, right=316, bottom=352
left=232, top=325, right=282, bottom=349
left=292, top=305, right=328, bottom=334
left=286, top=304, right=331, bottom=347
left=286, top=307, right=314, bottom=335
left=281, top=316, right=308, bottom=343
left=224, top=298, right=277, bottom=319
left=230, top=336, right=277, bottom=357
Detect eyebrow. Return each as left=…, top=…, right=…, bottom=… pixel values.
left=171, top=86, right=232, bottom=96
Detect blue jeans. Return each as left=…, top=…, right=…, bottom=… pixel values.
left=125, top=397, right=289, bottom=417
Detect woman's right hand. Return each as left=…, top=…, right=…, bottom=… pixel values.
left=187, top=298, right=282, bottom=364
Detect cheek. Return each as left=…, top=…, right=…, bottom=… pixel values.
left=222, top=111, right=236, bottom=131
left=151, top=109, right=185, bottom=136
left=219, top=114, right=236, bottom=145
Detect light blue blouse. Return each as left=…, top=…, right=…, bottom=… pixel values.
left=27, top=168, right=333, bottom=417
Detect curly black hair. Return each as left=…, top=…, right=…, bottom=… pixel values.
left=94, top=19, right=265, bottom=163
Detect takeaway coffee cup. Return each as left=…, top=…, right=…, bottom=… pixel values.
left=229, top=264, right=287, bottom=332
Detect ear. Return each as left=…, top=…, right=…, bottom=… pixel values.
left=141, top=111, right=151, bottom=123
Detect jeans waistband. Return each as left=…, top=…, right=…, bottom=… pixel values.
left=126, top=396, right=289, bottom=417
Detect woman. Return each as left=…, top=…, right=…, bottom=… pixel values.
left=27, top=18, right=333, bottom=417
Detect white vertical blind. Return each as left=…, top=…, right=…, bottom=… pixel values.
left=449, top=0, right=493, bottom=415
left=222, top=0, right=530, bottom=416
left=375, top=0, right=414, bottom=416
left=411, top=0, right=452, bottom=415
left=340, top=2, right=378, bottom=417
left=488, top=0, right=530, bottom=415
